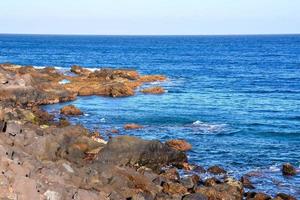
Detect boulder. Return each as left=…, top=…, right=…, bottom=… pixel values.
left=282, top=163, right=297, bottom=176
left=162, top=182, right=188, bottom=195
left=207, top=165, right=227, bottom=175
left=166, top=139, right=192, bottom=151
left=60, top=105, right=83, bottom=116
left=275, top=193, right=297, bottom=200
left=96, top=136, right=187, bottom=172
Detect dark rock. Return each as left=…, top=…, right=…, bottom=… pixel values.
left=282, top=163, right=297, bottom=176
left=204, top=177, right=221, bottom=187
left=192, top=165, right=206, bottom=173
left=207, top=165, right=227, bottom=175
left=248, top=192, right=271, bottom=200
left=275, top=193, right=297, bottom=200
left=160, top=168, right=180, bottom=182
left=96, top=136, right=187, bottom=172
left=180, top=174, right=200, bottom=190
left=241, top=175, right=255, bottom=189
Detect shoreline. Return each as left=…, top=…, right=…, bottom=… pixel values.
left=0, top=63, right=297, bottom=199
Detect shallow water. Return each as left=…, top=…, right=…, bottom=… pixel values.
left=1, top=34, right=300, bottom=197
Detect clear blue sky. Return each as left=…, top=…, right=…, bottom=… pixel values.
left=0, top=0, right=299, bottom=35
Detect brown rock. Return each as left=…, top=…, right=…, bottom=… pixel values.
left=207, top=165, right=227, bottom=175
left=204, top=177, right=221, bottom=187
left=60, top=105, right=83, bottom=116
left=162, top=182, right=188, bottom=195
left=141, top=86, right=165, bottom=94
left=282, top=163, right=297, bottom=176
left=160, top=168, right=180, bottom=182
left=124, top=123, right=143, bottom=130
left=166, top=139, right=192, bottom=152
left=139, top=75, right=167, bottom=82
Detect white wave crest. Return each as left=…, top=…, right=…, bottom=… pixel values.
left=191, top=120, right=227, bottom=133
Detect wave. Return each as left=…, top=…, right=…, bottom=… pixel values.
left=191, top=120, right=229, bottom=134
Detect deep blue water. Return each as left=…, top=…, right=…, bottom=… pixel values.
left=0, top=34, right=300, bottom=197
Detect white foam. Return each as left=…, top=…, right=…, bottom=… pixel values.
left=59, top=79, right=70, bottom=85
left=100, top=118, right=106, bottom=123
left=192, top=120, right=227, bottom=133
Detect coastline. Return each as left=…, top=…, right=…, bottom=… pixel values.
left=0, top=63, right=297, bottom=199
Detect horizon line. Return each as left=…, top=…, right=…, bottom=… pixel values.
left=0, top=32, right=300, bottom=37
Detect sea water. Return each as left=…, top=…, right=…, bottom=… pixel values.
left=1, top=34, right=299, bottom=197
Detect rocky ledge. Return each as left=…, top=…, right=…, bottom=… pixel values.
left=0, top=64, right=297, bottom=200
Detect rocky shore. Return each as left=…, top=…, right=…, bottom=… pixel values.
left=0, top=64, right=297, bottom=200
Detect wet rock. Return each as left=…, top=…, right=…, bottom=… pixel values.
left=282, top=163, right=297, bottom=176
left=191, top=165, right=206, bottom=173
left=275, top=193, right=297, bottom=200
left=183, top=193, right=208, bottom=200
left=165, top=139, right=192, bottom=152
left=241, top=175, right=255, bottom=189
left=111, top=129, right=119, bottom=134
left=60, top=105, right=83, bottom=116
left=124, top=123, right=143, bottom=130
left=141, top=86, right=165, bottom=94
left=96, top=136, right=187, bottom=172
left=207, top=165, right=227, bottom=175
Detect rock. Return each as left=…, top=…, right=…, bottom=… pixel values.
left=282, top=163, right=297, bottom=176
left=124, top=123, right=143, bottom=130
left=60, top=105, right=83, bottom=116
left=247, top=192, right=271, bottom=200
left=191, top=165, right=206, bottom=173
left=160, top=168, right=180, bottom=182
left=111, top=129, right=119, bottom=134
left=241, top=175, right=255, bottom=189
left=44, top=190, right=62, bottom=200
left=275, top=193, right=297, bottom=200
left=141, top=86, right=165, bottom=94
left=204, top=177, right=221, bottom=187
left=207, top=165, right=227, bottom=175
left=96, top=136, right=187, bottom=172
left=180, top=175, right=200, bottom=190
left=139, top=75, right=167, bottom=82
left=196, top=181, right=243, bottom=200
left=70, top=65, right=91, bottom=76
left=5, top=121, right=22, bottom=136
left=162, top=182, right=188, bottom=195
left=183, top=193, right=208, bottom=200
left=166, top=139, right=192, bottom=152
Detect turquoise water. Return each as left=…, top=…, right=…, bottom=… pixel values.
left=0, top=34, right=300, bottom=197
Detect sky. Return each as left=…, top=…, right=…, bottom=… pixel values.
left=0, top=0, right=299, bottom=35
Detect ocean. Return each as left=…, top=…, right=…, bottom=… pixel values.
left=0, top=34, right=299, bottom=197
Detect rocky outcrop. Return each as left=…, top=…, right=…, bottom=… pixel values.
left=141, top=86, right=165, bottom=94
left=60, top=105, right=83, bottom=115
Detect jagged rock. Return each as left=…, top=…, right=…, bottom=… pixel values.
left=96, top=136, right=187, bottom=172
left=60, top=105, right=83, bottom=116
left=207, top=165, right=227, bottom=175
left=160, top=168, right=180, bottom=182
left=180, top=174, right=200, bottom=190
left=282, top=163, right=297, bottom=176
left=166, top=139, right=192, bottom=152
